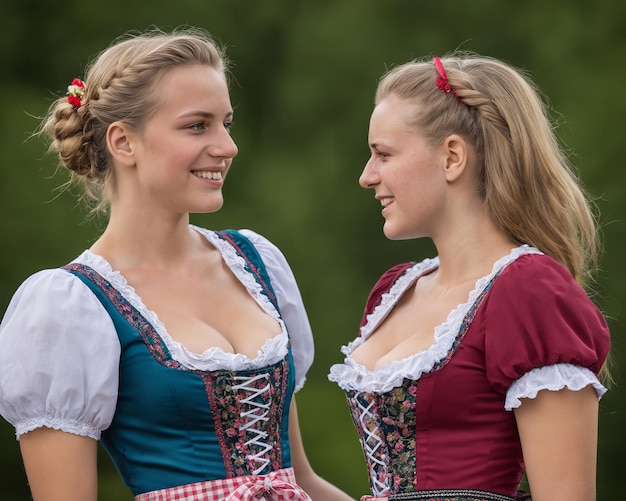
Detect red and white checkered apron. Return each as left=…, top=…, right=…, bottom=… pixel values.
left=135, top=467, right=311, bottom=500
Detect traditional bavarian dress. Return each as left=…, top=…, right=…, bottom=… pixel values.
left=0, top=227, right=314, bottom=500
left=329, top=246, right=610, bottom=501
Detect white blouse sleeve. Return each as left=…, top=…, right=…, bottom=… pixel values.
left=0, top=268, right=120, bottom=440
left=505, top=363, right=607, bottom=411
left=240, top=230, right=314, bottom=392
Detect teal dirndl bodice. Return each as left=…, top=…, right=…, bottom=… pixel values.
left=63, top=230, right=296, bottom=496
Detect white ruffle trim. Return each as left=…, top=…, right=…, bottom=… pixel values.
left=505, top=363, right=607, bottom=410
left=328, top=245, right=542, bottom=393
left=76, top=227, right=289, bottom=373
left=293, top=376, right=307, bottom=393
left=15, top=417, right=101, bottom=441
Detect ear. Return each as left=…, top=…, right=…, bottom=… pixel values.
left=442, top=134, right=468, bottom=183
left=106, top=121, right=136, bottom=167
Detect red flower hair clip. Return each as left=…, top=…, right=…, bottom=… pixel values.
left=433, top=57, right=464, bottom=104
left=67, top=78, right=86, bottom=109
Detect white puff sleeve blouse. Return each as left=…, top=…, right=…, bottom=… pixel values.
left=0, top=269, right=120, bottom=440
left=0, top=227, right=314, bottom=440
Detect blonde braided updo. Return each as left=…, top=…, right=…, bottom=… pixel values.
left=39, top=27, right=227, bottom=214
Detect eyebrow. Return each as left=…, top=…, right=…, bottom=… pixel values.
left=179, top=110, right=234, bottom=119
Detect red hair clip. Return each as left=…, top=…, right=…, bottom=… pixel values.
left=67, top=78, right=86, bottom=109
left=433, top=57, right=464, bottom=104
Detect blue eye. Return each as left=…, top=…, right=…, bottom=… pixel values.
left=190, top=122, right=206, bottom=131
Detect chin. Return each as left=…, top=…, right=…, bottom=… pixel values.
left=382, top=224, right=422, bottom=241
left=382, top=229, right=407, bottom=241
left=194, top=199, right=224, bottom=214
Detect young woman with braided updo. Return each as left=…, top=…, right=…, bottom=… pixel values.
left=0, top=27, right=355, bottom=501
left=328, top=53, right=610, bottom=501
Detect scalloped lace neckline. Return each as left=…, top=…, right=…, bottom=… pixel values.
left=73, top=227, right=288, bottom=372
left=329, top=245, right=542, bottom=392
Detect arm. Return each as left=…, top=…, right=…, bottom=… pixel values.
left=19, top=427, right=98, bottom=501
left=289, top=398, right=356, bottom=501
left=514, top=385, right=599, bottom=501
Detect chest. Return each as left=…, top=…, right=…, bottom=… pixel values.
left=122, top=262, right=281, bottom=358
left=351, top=279, right=473, bottom=371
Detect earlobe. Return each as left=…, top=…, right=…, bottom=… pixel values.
left=107, top=122, right=135, bottom=166
left=443, top=135, right=468, bottom=183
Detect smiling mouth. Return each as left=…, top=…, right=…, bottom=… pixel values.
left=192, top=170, right=223, bottom=180
left=380, top=197, right=394, bottom=207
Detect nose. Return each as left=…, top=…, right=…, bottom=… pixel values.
left=359, top=156, right=379, bottom=189
left=210, top=127, right=238, bottom=159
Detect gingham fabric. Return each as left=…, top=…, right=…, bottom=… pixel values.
left=135, top=467, right=310, bottom=500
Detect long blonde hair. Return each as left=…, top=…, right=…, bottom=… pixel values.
left=376, top=53, right=599, bottom=289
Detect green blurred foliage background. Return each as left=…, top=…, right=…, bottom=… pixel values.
left=0, top=0, right=624, bottom=499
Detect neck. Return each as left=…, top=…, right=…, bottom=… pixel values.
left=90, top=207, right=200, bottom=270
left=430, top=213, right=518, bottom=288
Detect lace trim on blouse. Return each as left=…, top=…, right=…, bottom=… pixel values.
left=328, top=245, right=543, bottom=393
left=16, top=416, right=101, bottom=440
left=505, top=363, right=607, bottom=410
left=75, top=227, right=288, bottom=373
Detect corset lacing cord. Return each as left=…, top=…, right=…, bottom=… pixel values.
left=355, top=391, right=388, bottom=495
left=233, top=373, right=273, bottom=475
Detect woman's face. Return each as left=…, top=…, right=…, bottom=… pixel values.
left=121, top=64, right=238, bottom=217
left=360, top=95, right=448, bottom=241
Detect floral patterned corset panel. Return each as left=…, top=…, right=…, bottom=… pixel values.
left=346, top=381, right=418, bottom=497
left=206, top=363, right=289, bottom=477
